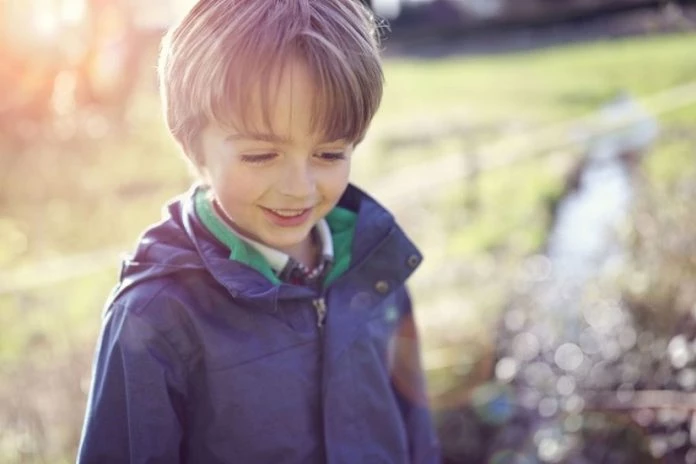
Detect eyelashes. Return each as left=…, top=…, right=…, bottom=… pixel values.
left=316, top=152, right=347, bottom=161
left=240, top=152, right=347, bottom=164
left=240, top=153, right=277, bottom=164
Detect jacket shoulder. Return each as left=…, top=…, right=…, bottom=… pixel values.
left=110, top=271, right=208, bottom=314
left=105, top=275, right=212, bottom=366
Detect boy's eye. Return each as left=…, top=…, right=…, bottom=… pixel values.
left=240, top=153, right=277, bottom=164
left=316, top=152, right=346, bottom=162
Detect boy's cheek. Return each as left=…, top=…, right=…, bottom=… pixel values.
left=324, top=162, right=352, bottom=186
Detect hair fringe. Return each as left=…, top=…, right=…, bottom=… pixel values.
left=158, top=0, right=384, bottom=163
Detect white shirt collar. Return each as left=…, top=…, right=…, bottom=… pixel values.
left=207, top=197, right=334, bottom=275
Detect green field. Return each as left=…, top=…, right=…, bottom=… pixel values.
left=1, top=31, right=695, bottom=463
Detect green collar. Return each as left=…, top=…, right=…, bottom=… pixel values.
left=194, top=187, right=356, bottom=287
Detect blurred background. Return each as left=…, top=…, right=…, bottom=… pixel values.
left=1, top=0, right=696, bottom=462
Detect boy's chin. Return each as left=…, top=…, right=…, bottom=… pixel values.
left=260, top=227, right=314, bottom=250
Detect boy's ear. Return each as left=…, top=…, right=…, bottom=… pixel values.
left=190, top=150, right=204, bottom=168
left=193, top=157, right=211, bottom=184
left=180, top=143, right=208, bottom=183
left=185, top=137, right=206, bottom=169
left=353, top=132, right=368, bottom=147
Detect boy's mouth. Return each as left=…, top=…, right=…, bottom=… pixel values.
left=261, top=206, right=313, bottom=227
left=265, top=208, right=309, bottom=218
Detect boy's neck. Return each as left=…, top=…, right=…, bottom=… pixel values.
left=284, top=231, right=319, bottom=271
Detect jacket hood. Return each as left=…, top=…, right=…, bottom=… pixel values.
left=114, top=183, right=421, bottom=307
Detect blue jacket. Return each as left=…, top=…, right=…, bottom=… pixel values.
left=77, top=184, right=440, bottom=464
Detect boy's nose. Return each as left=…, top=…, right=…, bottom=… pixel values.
left=278, top=160, right=316, bottom=199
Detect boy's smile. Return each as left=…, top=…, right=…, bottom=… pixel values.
left=198, top=58, right=353, bottom=265
left=261, top=207, right=313, bottom=227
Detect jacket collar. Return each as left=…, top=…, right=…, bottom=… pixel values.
left=193, top=186, right=337, bottom=283
left=118, top=183, right=422, bottom=308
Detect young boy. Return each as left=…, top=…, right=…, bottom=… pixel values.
left=77, top=0, right=440, bottom=462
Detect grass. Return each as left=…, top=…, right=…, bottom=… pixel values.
left=369, top=30, right=696, bottom=389
left=376, top=31, right=696, bottom=129
left=1, top=29, right=696, bottom=463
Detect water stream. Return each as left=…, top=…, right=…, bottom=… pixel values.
left=440, top=95, right=691, bottom=464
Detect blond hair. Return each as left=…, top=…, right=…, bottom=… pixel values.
left=158, top=0, right=384, bottom=164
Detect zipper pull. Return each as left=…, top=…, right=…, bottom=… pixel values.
left=312, top=297, right=327, bottom=329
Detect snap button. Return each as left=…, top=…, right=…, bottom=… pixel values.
left=374, top=280, right=390, bottom=294
left=407, top=254, right=420, bottom=268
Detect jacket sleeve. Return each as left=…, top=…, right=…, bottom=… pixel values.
left=77, top=299, right=191, bottom=464
left=391, top=288, right=441, bottom=464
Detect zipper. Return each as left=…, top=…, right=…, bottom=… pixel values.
left=312, top=297, right=327, bottom=330
left=312, top=295, right=328, bottom=462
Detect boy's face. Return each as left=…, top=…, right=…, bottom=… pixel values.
left=198, top=59, right=353, bottom=259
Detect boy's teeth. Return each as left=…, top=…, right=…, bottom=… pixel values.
left=270, top=209, right=305, bottom=217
